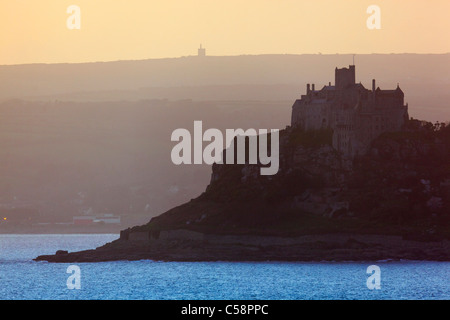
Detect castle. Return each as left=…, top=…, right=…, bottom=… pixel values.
left=291, top=65, right=409, bottom=157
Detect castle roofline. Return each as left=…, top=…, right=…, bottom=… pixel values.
left=375, top=87, right=403, bottom=95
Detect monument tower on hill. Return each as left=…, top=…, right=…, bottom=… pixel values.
left=198, top=44, right=206, bottom=57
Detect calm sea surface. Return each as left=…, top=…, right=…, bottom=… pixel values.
left=0, top=234, right=448, bottom=300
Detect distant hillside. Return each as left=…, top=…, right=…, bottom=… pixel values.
left=0, top=99, right=290, bottom=228
left=0, top=54, right=449, bottom=122
left=2, top=54, right=449, bottom=232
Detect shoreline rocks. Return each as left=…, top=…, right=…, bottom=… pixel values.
left=34, top=232, right=450, bottom=263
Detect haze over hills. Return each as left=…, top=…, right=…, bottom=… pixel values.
left=0, top=54, right=449, bottom=232
left=0, top=99, right=289, bottom=230
left=1, top=54, right=449, bottom=122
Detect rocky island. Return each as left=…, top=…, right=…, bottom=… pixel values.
left=35, top=121, right=450, bottom=262
left=35, top=66, right=450, bottom=262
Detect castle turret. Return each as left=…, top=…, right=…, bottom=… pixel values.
left=335, top=65, right=355, bottom=90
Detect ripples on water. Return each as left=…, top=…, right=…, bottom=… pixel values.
left=0, top=234, right=448, bottom=300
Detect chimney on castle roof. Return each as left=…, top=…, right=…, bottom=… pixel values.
left=312, top=84, right=315, bottom=91
left=307, top=83, right=310, bottom=94
left=372, top=79, right=376, bottom=100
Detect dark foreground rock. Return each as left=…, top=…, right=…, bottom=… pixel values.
left=34, top=233, right=450, bottom=263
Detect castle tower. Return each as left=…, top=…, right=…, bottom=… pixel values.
left=198, top=44, right=206, bottom=57
left=335, top=65, right=355, bottom=89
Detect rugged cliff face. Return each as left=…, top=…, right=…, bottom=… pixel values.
left=135, top=122, right=450, bottom=239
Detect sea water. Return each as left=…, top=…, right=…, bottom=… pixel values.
left=0, top=234, right=448, bottom=300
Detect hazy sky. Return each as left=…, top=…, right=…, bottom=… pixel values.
left=1, top=0, right=449, bottom=64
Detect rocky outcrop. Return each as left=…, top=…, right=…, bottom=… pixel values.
left=35, top=122, right=450, bottom=262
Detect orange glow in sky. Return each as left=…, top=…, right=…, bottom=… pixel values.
left=0, top=0, right=449, bottom=64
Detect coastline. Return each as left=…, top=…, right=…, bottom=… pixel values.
left=0, top=225, right=122, bottom=235
left=34, top=231, right=450, bottom=263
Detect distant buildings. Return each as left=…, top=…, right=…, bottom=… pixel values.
left=72, top=215, right=94, bottom=225
left=291, top=65, right=409, bottom=157
left=73, top=213, right=121, bottom=226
